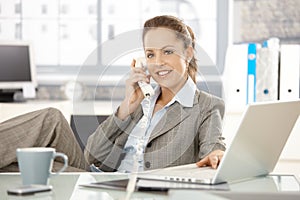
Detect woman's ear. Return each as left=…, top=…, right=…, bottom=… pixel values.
left=186, top=46, right=194, bottom=62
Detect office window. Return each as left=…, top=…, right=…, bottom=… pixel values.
left=0, top=0, right=227, bottom=100
left=101, top=0, right=217, bottom=67
left=0, top=0, right=218, bottom=71
left=0, top=0, right=97, bottom=66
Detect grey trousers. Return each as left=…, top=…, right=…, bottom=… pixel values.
left=0, top=108, right=89, bottom=172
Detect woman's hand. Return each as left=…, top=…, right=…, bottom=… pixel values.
left=196, top=150, right=224, bottom=169
left=117, top=59, right=151, bottom=120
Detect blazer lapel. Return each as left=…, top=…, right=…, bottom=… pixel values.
left=149, top=101, right=190, bottom=142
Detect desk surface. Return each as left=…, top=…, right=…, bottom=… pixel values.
left=1, top=173, right=300, bottom=200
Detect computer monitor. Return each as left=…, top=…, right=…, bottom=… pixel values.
left=0, top=41, right=37, bottom=102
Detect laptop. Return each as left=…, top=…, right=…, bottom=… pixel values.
left=137, top=100, right=300, bottom=185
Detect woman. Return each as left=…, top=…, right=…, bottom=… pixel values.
left=0, top=15, right=225, bottom=172
left=84, top=15, right=226, bottom=172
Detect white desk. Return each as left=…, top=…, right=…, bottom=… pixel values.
left=0, top=100, right=73, bottom=123
left=0, top=100, right=120, bottom=123
left=0, top=173, right=300, bottom=200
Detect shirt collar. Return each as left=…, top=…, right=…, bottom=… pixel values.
left=170, top=76, right=196, bottom=107
left=149, top=76, right=196, bottom=108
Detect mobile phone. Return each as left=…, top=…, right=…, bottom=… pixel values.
left=135, top=57, right=154, bottom=97
left=7, top=184, right=52, bottom=196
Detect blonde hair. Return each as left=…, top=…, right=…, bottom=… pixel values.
left=143, top=15, right=198, bottom=83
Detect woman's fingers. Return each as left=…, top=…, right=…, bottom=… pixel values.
left=196, top=150, right=224, bottom=169
left=210, top=155, right=220, bottom=169
left=196, top=156, right=208, bottom=167
left=129, top=68, right=150, bottom=84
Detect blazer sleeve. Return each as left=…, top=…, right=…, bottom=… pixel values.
left=197, top=91, right=226, bottom=159
left=84, top=108, right=131, bottom=171
left=84, top=105, right=143, bottom=171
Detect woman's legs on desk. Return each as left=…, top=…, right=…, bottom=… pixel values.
left=0, top=108, right=89, bottom=172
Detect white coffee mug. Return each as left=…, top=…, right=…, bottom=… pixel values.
left=16, top=147, right=68, bottom=185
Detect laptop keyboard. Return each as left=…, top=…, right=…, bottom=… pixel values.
left=138, top=164, right=217, bottom=184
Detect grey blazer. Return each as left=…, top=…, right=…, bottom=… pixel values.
left=84, top=90, right=226, bottom=172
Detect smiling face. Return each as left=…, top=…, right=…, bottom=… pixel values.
left=143, top=28, right=192, bottom=93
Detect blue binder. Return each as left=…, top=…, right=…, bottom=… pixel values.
left=247, top=43, right=257, bottom=104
